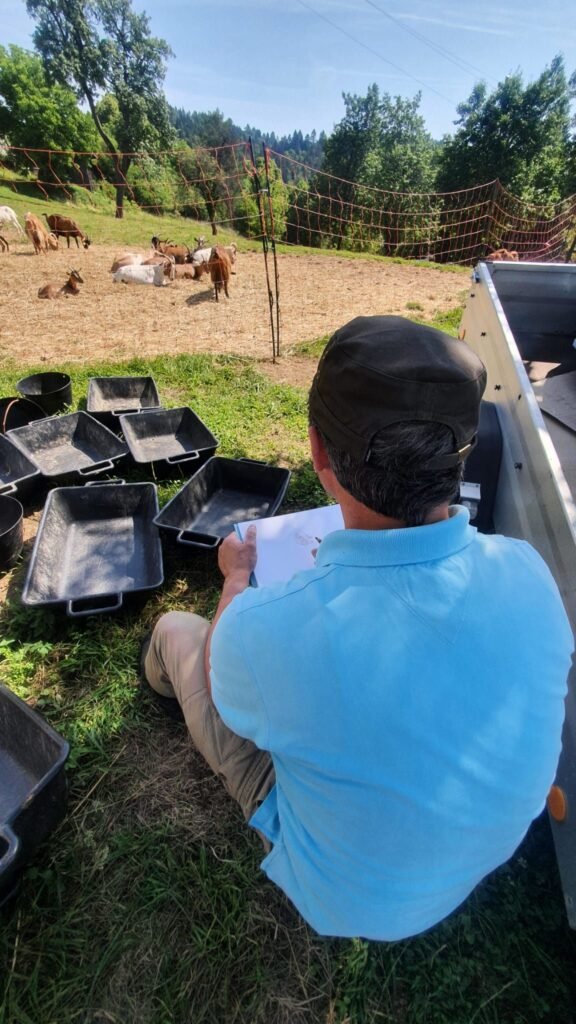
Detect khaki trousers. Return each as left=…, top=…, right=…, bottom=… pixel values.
left=144, top=611, right=275, bottom=825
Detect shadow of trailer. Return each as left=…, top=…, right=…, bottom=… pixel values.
left=460, top=259, right=576, bottom=928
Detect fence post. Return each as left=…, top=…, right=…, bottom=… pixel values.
left=249, top=138, right=277, bottom=363
left=263, top=146, right=281, bottom=358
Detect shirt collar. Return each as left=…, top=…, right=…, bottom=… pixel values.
left=316, top=505, right=475, bottom=568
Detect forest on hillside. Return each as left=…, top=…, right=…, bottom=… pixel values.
left=1, top=0, right=575, bottom=259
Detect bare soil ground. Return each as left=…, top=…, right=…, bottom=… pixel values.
left=0, top=244, right=467, bottom=389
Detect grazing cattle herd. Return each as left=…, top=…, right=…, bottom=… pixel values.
left=0, top=204, right=240, bottom=303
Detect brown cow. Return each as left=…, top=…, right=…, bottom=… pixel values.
left=45, top=214, right=91, bottom=249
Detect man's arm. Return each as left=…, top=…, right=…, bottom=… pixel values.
left=203, top=524, right=257, bottom=698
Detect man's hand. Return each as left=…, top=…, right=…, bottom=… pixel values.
left=218, top=524, right=257, bottom=583
left=204, top=525, right=257, bottom=695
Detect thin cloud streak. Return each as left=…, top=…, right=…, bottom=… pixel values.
left=399, top=14, right=514, bottom=37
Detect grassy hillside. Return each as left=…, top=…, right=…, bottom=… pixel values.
left=0, top=182, right=469, bottom=273
left=0, top=182, right=238, bottom=251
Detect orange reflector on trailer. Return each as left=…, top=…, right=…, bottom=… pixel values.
left=547, top=785, right=567, bottom=822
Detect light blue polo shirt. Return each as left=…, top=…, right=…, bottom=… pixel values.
left=210, top=507, right=573, bottom=940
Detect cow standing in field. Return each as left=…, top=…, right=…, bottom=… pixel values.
left=45, top=214, right=91, bottom=249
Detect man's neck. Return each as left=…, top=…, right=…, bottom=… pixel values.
left=338, top=493, right=451, bottom=531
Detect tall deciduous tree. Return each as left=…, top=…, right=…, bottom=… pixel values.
left=322, top=85, right=436, bottom=193
left=26, top=0, right=174, bottom=216
left=310, top=84, right=436, bottom=250
left=0, top=44, right=98, bottom=182
left=437, top=56, right=574, bottom=202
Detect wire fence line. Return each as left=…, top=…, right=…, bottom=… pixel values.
left=2, top=142, right=575, bottom=356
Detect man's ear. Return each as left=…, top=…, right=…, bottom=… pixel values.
left=309, top=424, right=331, bottom=473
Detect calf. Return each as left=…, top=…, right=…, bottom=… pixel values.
left=45, top=214, right=91, bottom=249
left=0, top=235, right=9, bottom=253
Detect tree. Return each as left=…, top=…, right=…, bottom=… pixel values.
left=26, top=0, right=174, bottom=216
left=235, top=155, right=288, bottom=241
left=437, top=57, right=574, bottom=202
left=0, top=45, right=98, bottom=185
left=314, top=84, right=436, bottom=250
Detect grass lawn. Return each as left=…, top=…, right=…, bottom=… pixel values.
left=1, top=349, right=576, bottom=1024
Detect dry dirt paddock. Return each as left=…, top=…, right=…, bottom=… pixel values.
left=0, top=243, right=467, bottom=383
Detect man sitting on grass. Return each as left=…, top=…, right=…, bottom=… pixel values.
left=142, top=315, right=573, bottom=940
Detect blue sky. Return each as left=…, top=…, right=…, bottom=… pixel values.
left=4, top=0, right=575, bottom=140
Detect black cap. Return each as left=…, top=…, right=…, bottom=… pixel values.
left=309, top=316, right=487, bottom=469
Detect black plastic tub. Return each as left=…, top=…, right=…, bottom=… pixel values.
left=119, top=407, right=218, bottom=471
left=0, top=396, right=46, bottom=434
left=87, top=376, right=160, bottom=431
left=0, top=434, right=41, bottom=500
left=0, top=683, right=69, bottom=907
left=22, top=482, right=164, bottom=616
left=154, top=457, right=291, bottom=548
left=16, top=372, right=72, bottom=415
left=0, top=495, right=23, bottom=570
left=7, top=412, right=128, bottom=482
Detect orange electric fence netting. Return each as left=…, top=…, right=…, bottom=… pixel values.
left=1, top=143, right=575, bottom=356
left=2, top=144, right=569, bottom=264
left=1, top=143, right=575, bottom=263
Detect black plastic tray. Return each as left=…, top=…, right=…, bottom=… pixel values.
left=22, top=482, right=164, bottom=615
left=154, top=457, right=291, bottom=548
left=119, top=407, right=218, bottom=469
left=0, top=433, right=41, bottom=499
left=87, top=376, right=160, bottom=430
left=7, top=412, right=128, bottom=481
left=0, top=683, right=69, bottom=906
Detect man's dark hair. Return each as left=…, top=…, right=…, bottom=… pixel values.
left=311, top=417, right=464, bottom=527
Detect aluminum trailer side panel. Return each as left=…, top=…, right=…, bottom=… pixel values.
left=460, top=261, right=576, bottom=927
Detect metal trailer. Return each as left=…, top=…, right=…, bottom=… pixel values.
left=459, top=260, right=576, bottom=927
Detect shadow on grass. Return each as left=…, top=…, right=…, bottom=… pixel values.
left=185, top=289, right=215, bottom=307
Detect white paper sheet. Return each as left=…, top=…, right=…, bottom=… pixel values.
left=235, top=504, right=344, bottom=586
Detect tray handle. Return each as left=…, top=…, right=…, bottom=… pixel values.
left=238, top=457, right=267, bottom=465
left=79, top=460, right=115, bottom=477
left=0, top=824, right=20, bottom=874
left=84, top=478, right=126, bottom=487
left=0, top=481, right=17, bottom=495
left=113, top=407, right=143, bottom=417
left=177, top=530, right=220, bottom=549
left=67, top=594, right=123, bottom=617
left=166, top=450, right=200, bottom=466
